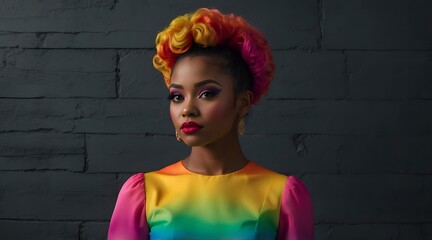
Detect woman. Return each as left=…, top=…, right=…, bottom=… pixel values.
left=108, top=8, right=314, bottom=240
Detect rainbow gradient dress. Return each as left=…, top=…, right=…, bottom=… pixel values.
left=108, top=161, right=314, bottom=240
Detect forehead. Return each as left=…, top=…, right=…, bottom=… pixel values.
left=170, top=55, right=232, bottom=86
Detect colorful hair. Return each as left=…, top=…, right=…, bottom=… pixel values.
left=153, top=8, right=275, bottom=104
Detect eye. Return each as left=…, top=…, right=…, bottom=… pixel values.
left=198, top=88, right=221, bottom=99
left=167, top=92, right=184, bottom=102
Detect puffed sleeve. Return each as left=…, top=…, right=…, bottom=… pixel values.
left=108, top=173, right=149, bottom=240
left=277, top=176, right=314, bottom=240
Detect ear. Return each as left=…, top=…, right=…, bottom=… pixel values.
left=236, top=90, right=253, bottom=114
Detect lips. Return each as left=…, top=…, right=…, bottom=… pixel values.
left=181, top=121, right=203, bottom=134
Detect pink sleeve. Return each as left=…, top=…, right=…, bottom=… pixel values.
left=277, top=176, right=314, bottom=240
left=108, top=173, right=149, bottom=240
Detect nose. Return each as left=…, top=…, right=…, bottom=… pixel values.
left=182, top=97, right=199, bottom=118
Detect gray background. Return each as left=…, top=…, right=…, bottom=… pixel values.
left=1, top=0, right=432, bottom=239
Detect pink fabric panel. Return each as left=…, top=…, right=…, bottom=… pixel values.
left=108, top=173, right=149, bottom=240
left=277, top=176, right=314, bottom=240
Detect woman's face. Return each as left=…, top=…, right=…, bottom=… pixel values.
left=169, top=55, right=246, bottom=146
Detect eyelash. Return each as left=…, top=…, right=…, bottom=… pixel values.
left=167, top=92, right=183, bottom=102
left=199, top=88, right=221, bottom=99
left=167, top=88, right=221, bottom=102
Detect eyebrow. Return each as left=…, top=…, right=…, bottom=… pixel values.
left=169, top=79, right=222, bottom=89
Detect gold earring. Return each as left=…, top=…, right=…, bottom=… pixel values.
left=175, top=130, right=182, bottom=141
left=238, top=112, right=246, bottom=135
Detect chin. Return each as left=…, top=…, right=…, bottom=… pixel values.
left=181, top=138, right=212, bottom=147
left=181, top=134, right=233, bottom=147
left=179, top=132, right=218, bottom=146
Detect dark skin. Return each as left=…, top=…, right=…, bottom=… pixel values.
left=169, top=55, right=253, bottom=175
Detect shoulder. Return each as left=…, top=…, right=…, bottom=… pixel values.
left=248, top=162, right=309, bottom=190
left=113, top=173, right=146, bottom=214
left=123, top=173, right=144, bottom=186
left=145, top=161, right=188, bottom=176
left=284, top=176, right=310, bottom=193
left=280, top=176, right=312, bottom=206
left=246, top=161, right=288, bottom=181
left=247, top=162, right=311, bottom=197
left=280, top=175, right=313, bottom=213
left=118, top=173, right=145, bottom=196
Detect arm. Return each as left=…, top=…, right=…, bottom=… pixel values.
left=108, top=173, right=149, bottom=240
left=277, top=176, right=314, bottom=240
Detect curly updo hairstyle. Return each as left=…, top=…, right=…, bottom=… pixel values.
left=153, top=8, right=275, bottom=104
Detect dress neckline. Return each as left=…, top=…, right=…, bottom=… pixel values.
left=179, top=160, right=253, bottom=177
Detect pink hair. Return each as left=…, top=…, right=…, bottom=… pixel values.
left=153, top=8, right=275, bottom=104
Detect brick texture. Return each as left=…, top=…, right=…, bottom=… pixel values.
left=0, top=0, right=430, bottom=239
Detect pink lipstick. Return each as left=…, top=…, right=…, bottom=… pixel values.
left=181, top=121, right=203, bottom=134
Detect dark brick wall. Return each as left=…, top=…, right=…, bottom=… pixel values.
left=0, top=0, right=431, bottom=239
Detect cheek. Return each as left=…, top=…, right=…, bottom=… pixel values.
left=206, top=101, right=235, bottom=120
left=169, top=104, right=179, bottom=125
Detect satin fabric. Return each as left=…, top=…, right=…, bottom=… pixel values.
left=108, top=161, right=314, bottom=240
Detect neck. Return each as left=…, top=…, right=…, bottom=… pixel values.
left=183, top=131, right=248, bottom=175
